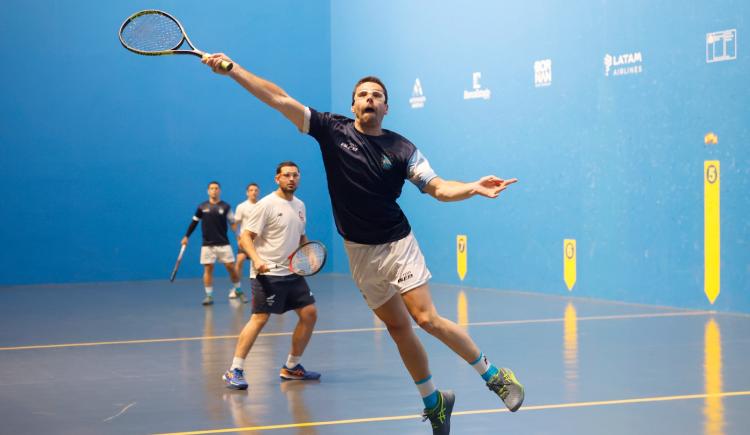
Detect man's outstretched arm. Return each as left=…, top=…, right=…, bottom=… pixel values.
left=423, top=176, right=518, bottom=202
left=203, top=53, right=306, bottom=131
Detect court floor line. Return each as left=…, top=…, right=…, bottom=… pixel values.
left=0, top=310, right=713, bottom=351
left=152, top=390, right=750, bottom=435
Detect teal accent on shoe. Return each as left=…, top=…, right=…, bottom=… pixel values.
left=422, top=390, right=439, bottom=409
left=481, top=364, right=499, bottom=382
left=422, top=390, right=455, bottom=435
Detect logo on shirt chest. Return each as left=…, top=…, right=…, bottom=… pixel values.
left=339, top=142, right=359, bottom=152
left=381, top=153, right=393, bottom=170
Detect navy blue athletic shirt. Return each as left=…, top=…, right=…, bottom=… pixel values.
left=186, top=200, right=233, bottom=246
left=306, top=108, right=436, bottom=245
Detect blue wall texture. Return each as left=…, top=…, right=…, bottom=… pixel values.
left=328, top=1, right=749, bottom=312
left=1, top=1, right=748, bottom=312
left=0, top=1, right=332, bottom=283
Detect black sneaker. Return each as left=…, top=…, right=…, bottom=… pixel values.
left=422, top=390, right=455, bottom=434
left=486, top=368, right=524, bottom=412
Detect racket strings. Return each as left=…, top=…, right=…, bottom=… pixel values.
left=121, top=13, right=184, bottom=52
left=290, top=243, right=326, bottom=276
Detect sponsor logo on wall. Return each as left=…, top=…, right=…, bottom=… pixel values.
left=409, top=78, right=426, bottom=109
left=603, top=52, right=643, bottom=77
left=706, top=29, right=737, bottom=63
left=463, top=72, right=491, bottom=100
left=534, top=59, right=552, bottom=87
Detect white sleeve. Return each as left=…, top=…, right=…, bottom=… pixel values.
left=243, top=202, right=265, bottom=235
left=301, top=107, right=311, bottom=134
left=407, top=149, right=438, bottom=192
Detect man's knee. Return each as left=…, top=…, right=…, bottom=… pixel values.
left=250, top=313, right=270, bottom=326
left=298, top=305, right=317, bottom=324
left=413, top=310, right=441, bottom=333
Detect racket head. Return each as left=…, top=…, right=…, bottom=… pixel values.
left=288, top=241, right=327, bottom=276
left=119, top=10, right=192, bottom=56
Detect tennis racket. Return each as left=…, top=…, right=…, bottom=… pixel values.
left=263, top=241, right=327, bottom=277
left=170, top=245, right=187, bottom=282
left=119, top=10, right=233, bottom=71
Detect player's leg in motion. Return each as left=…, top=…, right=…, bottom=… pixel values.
left=233, top=251, right=248, bottom=293
left=279, top=304, right=320, bottom=380
left=402, top=284, right=524, bottom=412
left=223, top=312, right=270, bottom=389
left=224, top=261, right=247, bottom=303
left=374, top=293, right=454, bottom=434
left=202, top=263, right=215, bottom=305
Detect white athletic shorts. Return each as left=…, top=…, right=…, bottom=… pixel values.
left=200, top=245, right=235, bottom=265
left=344, top=232, right=432, bottom=310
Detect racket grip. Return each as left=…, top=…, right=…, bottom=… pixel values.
left=219, top=60, right=233, bottom=71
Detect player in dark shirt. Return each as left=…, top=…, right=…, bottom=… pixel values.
left=203, top=54, right=523, bottom=434
left=182, top=181, right=244, bottom=305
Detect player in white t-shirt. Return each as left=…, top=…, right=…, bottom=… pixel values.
left=231, top=182, right=260, bottom=302
left=222, top=161, right=320, bottom=390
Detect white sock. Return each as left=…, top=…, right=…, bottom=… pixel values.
left=205, top=287, right=214, bottom=296
left=232, top=281, right=241, bottom=291
left=285, top=354, right=301, bottom=369
left=471, top=352, right=490, bottom=375
left=416, top=375, right=437, bottom=398
left=231, top=357, right=244, bottom=371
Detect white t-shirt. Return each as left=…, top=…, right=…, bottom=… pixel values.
left=234, top=200, right=258, bottom=237
left=243, top=193, right=306, bottom=278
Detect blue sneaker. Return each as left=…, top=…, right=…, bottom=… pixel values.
left=422, top=390, right=455, bottom=435
left=279, top=364, right=321, bottom=381
left=223, top=368, right=248, bottom=390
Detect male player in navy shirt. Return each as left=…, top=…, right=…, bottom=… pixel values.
left=203, top=54, right=523, bottom=434
left=182, top=181, right=244, bottom=306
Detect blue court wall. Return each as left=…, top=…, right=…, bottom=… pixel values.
left=1, top=1, right=748, bottom=314
left=328, top=1, right=750, bottom=312
left=0, top=1, right=333, bottom=284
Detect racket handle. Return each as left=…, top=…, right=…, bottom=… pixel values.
left=219, top=60, right=233, bottom=71
left=201, top=54, right=233, bottom=72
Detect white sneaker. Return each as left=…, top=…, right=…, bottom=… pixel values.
left=228, top=289, right=239, bottom=299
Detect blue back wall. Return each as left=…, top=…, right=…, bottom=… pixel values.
left=1, top=1, right=748, bottom=313
left=0, top=1, right=332, bottom=283
left=328, top=1, right=749, bottom=312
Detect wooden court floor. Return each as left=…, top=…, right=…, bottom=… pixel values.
left=1, top=274, right=749, bottom=434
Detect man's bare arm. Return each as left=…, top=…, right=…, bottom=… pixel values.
left=203, top=53, right=306, bottom=131
left=423, top=176, right=518, bottom=202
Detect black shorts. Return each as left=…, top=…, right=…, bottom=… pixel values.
left=251, top=274, right=315, bottom=314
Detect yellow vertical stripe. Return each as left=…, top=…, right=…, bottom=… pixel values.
left=703, top=318, right=724, bottom=435
left=704, top=161, right=720, bottom=304
left=457, top=290, right=469, bottom=329
left=457, top=235, right=467, bottom=281
left=563, top=302, right=579, bottom=400
left=564, top=239, right=576, bottom=291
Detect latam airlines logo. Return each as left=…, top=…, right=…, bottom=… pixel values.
left=409, top=78, right=426, bottom=109
left=463, top=72, right=491, bottom=100
left=706, top=29, right=737, bottom=63
left=534, top=59, right=552, bottom=87
left=604, top=52, right=643, bottom=77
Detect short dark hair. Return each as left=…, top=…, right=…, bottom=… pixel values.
left=276, top=161, right=299, bottom=174
left=208, top=181, right=221, bottom=188
left=246, top=182, right=258, bottom=190
left=351, top=76, right=388, bottom=105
